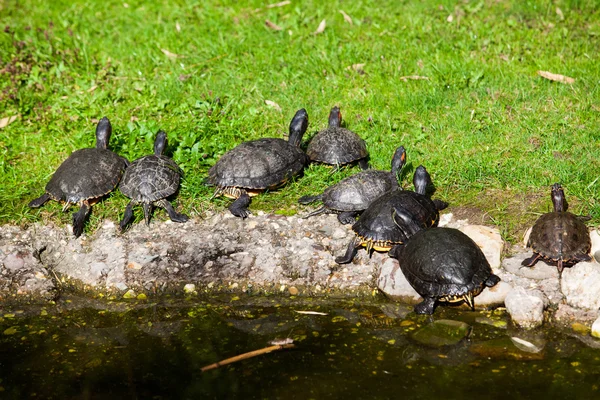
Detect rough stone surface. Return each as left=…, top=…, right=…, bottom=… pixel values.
left=460, top=225, right=503, bottom=272
left=561, top=261, right=600, bottom=310
left=475, top=281, right=512, bottom=308
left=592, top=316, right=600, bottom=339
left=376, top=258, right=420, bottom=302
left=504, top=287, right=545, bottom=329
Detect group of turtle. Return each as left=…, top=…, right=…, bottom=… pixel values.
left=29, top=108, right=593, bottom=315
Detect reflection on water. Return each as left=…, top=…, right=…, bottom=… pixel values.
left=0, top=295, right=599, bottom=399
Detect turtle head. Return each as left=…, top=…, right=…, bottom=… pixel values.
left=95, top=117, right=112, bottom=149
left=328, top=106, right=342, bottom=128
left=391, top=146, right=407, bottom=177
left=551, top=183, right=568, bottom=212
left=288, top=108, right=309, bottom=147
left=154, top=130, right=168, bottom=156
left=413, top=165, right=433, bottom=196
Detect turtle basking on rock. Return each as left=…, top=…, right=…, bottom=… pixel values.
left=306, top=106, right=369, bottom=170
left=207, top=109, right=309, bottom=218
left=335, top=165, right=447, bottom=264
left=389, top=227, right=501, bottom=315
left=522, top=183, right=591, bottom=273
left=299, top=146, right=406, bottom=224
left=119, top=130, right=188, bottom=230
left=28, top=117, right=128, bottom=237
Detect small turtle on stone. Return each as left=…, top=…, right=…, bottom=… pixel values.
left=29, top=117, right=128, bottom=237
left=305, top=106, right=369, bottom=170
left=119, top=130, right=188, bottom=230
left=335, top=165, right=448, bottom=264
left=389, top=227, right=501, bottom=315
left=522, top=183, right=591, bottom=273
left=207, top=109, right=309, bottom=218
left=299, top=146, right=406, bottom=224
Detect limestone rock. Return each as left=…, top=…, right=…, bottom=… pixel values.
left=376, top=258, right=420, bottom=302
left=503, top=252, right=559, bottom=280
left=561, top=261, right=600, bottom=310
left=592, top=316, right=600, bottom=339
left=505, top=286, right=545, bottom=329
left=591, top=229, right=600, bottom=262
left=460, top=225, right=503, bottom=272
left=475, top=281, right=512, bottom=308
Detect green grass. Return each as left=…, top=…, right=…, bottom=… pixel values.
left=1, top=0, right=600, bottom=242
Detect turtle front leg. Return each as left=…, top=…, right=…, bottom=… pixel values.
left=414, top=297, right=437, bottom=315
left=337, top=211, right=358, bottom=225
left=72, top=200, right=92, bottom=238
left=156, top=199, right=189, bottom=223
left=521, top=253, right=541, bottom=268
left=28, top=193, right=51, bottom=208
left=229, top=190, right=251, bottom=218
left=120, top=201, right=135, bottom=231
left=335, top=236, right=361, bottom=264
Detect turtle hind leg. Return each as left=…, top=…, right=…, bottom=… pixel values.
left=29, top=193, right=51, bottom=208
left=298, top=194, right=322, bottom=205
left=229, top=191, right=251, bottom=218
left=521, top=253, right=541, bottom=268
left=414, top=297, right=437, bottom=315
left=337, top=211, right=358, bottom=225
left=335, top=236, right=361, bottom=264
left=142, top=203, right=154, bottom=225
left=156, top=199, right=189, bottom=223
left=72, top=201, right=92, bottom=238
left=119, top=201, right=135, bottom=231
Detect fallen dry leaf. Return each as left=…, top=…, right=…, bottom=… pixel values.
left=161, top=48, right=184, bottom=58
left=399, top=75, right=429, bottom=81
left=0, top=115, right=18, bottom=129
left=265, top=100, right=282, bottom=112
left=314, top=19, right=326, bottom=35
left=556, top=7, right=564, bottom=21
left=265, top=19, right=283, bottom=31
left=447, top=14, right=454, bottom=22
left=267, top=0, right=290, bottom=8
left=176, top=21, right=181, bottom=32
left=346, top=63, right=365, bottom=73
left=537, top=70, right=575, bottom=84
left=87, top=85, right=97, bottom=93
left=339, top=10, right=353, bottom=25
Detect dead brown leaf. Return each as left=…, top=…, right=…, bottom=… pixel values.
left=556, top=7, right=564, bottom=21
left=161, top=48, right=184, bottom=58
left=0, top=115, right=18, bottom=128
left=267, top=1, right=291, bottom=8
left=537, top=70, right=575, bottom=84
left=399, top=75, right=429, bottom=81
left=346, top=63, right=365, bottom=73
left=265, top=100, right=282, bottom=112
left=339, top=10, right=353, bottom=25
left=265, top=19, right=283, bottom=31
left=314, top=19, right=326, bottom=35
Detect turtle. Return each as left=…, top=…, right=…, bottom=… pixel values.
left=28, top=117, right=129, bottom=238
left=388, top=227, right=501, bottom=315
left=298, top=145, right=406, bottom=224
left=207, top=108, right=309, bottom=218
left=335, top=165, right=448, bottom=264
left=522, top=183, right=591, bottom=273
left=305, top=106, right=369, bottom=170
left=119, top=130, right=189, bottom=230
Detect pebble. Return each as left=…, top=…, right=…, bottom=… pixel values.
left=2, top=253, right=24, bottom=271
left=504, top=287, right=545, bottom=329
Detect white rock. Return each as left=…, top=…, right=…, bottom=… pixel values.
left=376, top=258, right=420, bottom=302
left=183, top=283, right=196, bottom=294
left=592, top=316, right=600, bottom=339
left=502, top=253, right=559, bottom=280
left=460, top=225, right=503, bottom=272
left=475, top=281, right=512, bottom=307
left=504, top=286, right=545, bottom=329
left=561, top=261, right=600, bottom=310
left=590, top=229, right=600, bottom=262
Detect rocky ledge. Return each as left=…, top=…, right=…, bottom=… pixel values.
left=1, top=211, right=600, bottom=333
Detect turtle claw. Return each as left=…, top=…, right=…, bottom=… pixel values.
left=229, top=191, right=251, bottom=218
left=337, top=211, right=357, bottom=225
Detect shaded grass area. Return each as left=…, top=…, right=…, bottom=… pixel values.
left=1, top=0, right=599, bottom=242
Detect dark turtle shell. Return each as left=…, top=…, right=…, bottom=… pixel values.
left=207, top=138, right=307, bottom=189
left=120, top=155, right=182, bottom=202
left=46, top=147, right=127, bottom=203
left=391, top=227, right=500, bottom=314
left=306, top=106, right=368, bottom=167
left=523, top=183, right=591, bottom=273
left=322, top=170, right=398, bottom=212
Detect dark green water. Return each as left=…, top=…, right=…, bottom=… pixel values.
left=0, top=295, right=599, bottom=400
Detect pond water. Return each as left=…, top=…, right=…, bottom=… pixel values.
left=1, top=294, right=599, bottom=399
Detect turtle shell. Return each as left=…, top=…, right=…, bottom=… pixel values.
left=120, top=155, right=182, bottom=202
left=207, top=138, right=306, bottom=189
left=353, top=189, right=440, bottom=246
left=306, top=127, right=368, bottom=166
left=322, top=170, right=398, bottom=212
left=396, top=228, right=497, bottom=301
left=46, top=148, right=127, bottom=203
left=527, top=211, right=591, bottom=264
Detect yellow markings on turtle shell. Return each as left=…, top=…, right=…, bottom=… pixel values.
left=358, top=236, right=394, bottom=253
